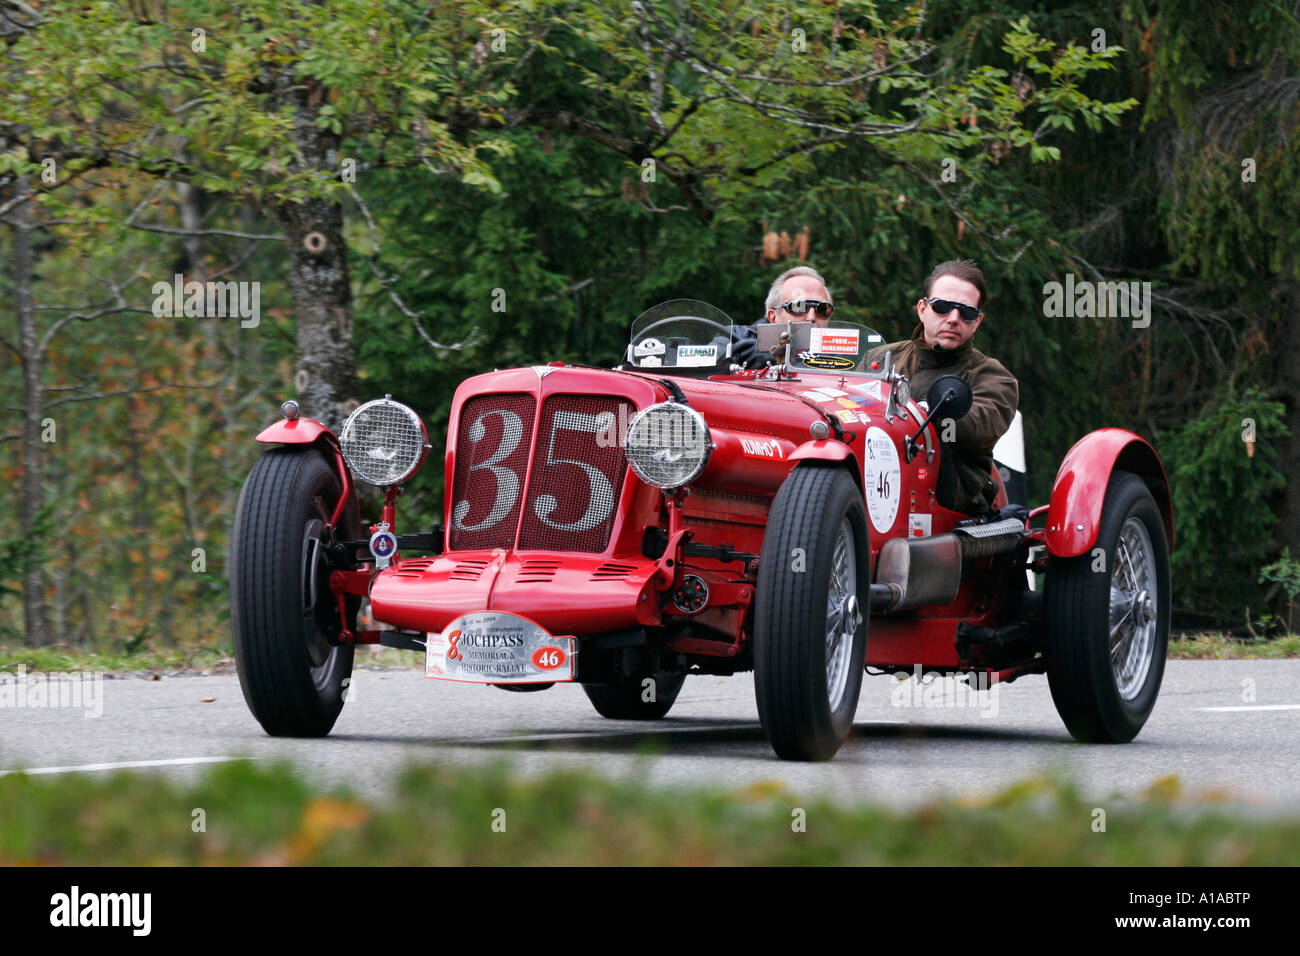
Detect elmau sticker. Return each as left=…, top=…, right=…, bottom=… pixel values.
left=676, top=344, right=718, bottom=367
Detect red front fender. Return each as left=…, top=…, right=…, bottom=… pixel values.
left=788, top=439, right=862, bottom=490
left=255, top=415, right=356, bottom=532
left=788, top=439, right=855, bottom=464
left=256, top=417, right=332, bottom=445
left=1045, top=428, right=1173, bottom=558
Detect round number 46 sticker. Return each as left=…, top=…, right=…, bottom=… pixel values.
left=863, top=426, right=901, bottom=533
left=532, top=647, right=568, bottom=670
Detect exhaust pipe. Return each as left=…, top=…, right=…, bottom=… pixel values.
left=872, top=517, right=1026, bottom=611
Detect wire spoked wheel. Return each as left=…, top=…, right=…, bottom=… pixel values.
left=1109, top=516, right=1158, bottom=700
left=824, top=518, right=860, bottom=715
left=755, top=466, right=869, bottom=762
left=1045, top=470, right=1170, bottom=743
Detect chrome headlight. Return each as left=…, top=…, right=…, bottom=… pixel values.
left=625, top=402, right=711, bottom=489
left=339, top=397, right=428, bottom=486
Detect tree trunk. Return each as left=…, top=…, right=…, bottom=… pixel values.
left=274, top=72, right=358, bottom=433
left=1273, top=271, right=1300, bottom=572
left=176, top=177, right=208, bottom=282
left=64, top=530, right=80, bottom=647
left=50, top=467, right=67, bottom=642
left=80, top=575, right=96, bottom=647
left=14, top=174, right=50, bottom=647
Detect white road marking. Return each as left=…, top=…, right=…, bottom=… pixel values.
left=1199, top=704, right=1300, bottom=712
left=0, top=755, right=247, bottom=777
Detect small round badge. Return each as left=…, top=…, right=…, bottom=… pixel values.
left=369, top=523, right=397, bottom=567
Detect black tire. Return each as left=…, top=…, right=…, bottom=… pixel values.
left=754, top=466, right=869, bottom=761
left=1045, top=470, right=1170, bottom=743
left=230, top=446, right=358, bottom=737
left=583, top=672, right=686, bottom=719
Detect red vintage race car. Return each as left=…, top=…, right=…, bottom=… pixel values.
left=229, top=300, right=1173, bottom=761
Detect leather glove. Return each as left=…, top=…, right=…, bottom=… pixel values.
left=729, top=326, right=772, bottom=369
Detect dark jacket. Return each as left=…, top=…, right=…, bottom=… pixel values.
left=866, top=325, right=1019, bottom=514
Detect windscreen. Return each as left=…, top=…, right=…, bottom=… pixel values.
left=626, top=300, right=735, bottom=371
left=756, top=320, right=887, bottom=374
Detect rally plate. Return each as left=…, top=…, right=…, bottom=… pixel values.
left=425, top=611, right=576, bottom=684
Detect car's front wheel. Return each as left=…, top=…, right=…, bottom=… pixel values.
left=230, top=446, right=358, bottom=737
left=754, top=466, right=869, bottom=761
left=1045, top=470, right=1170, bottom=742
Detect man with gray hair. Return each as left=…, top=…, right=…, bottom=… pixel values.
left=732, top=265, right=835, bottom=367
left=762, top=266, right=835, bottom=327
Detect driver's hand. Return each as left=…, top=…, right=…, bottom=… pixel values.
left=730, top=327, right=772, bottom=369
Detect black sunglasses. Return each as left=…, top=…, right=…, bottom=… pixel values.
left=924, top=296, right=982, bottom=323
left=779, top=299, right=835, bottom=319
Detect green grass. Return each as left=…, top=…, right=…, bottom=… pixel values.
left=0, top=759, right=1297, bottom=865
left=0, top=644, right=231, bottom=674
left=0, top=643, right=420, bottom=673
left=1169, top=632, right=1300, bottom=659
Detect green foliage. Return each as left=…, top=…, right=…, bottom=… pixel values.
left=0, top=505, right=54, bottom=643
left=1259, top=547, right=1300, bottom=600
left=1165, top=390, right=1287, bottom=621
left=1259, top=547, right=1300, bottom=632
left=0, top=504, right=53, bottom=596
left=562, top=1, right=1136, bottom=212
left=3, top=760, right=1299, bottom=864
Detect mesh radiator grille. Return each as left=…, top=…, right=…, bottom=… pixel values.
left=448, top=393, right=536, bottom=552
left=518, top=395, right=632, bottom=553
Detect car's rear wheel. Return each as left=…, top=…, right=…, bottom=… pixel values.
left=1045, top=470, right=1170, bottom=742
left=583, top=672, right=686, bottom=719
left=230, top=446, right=358, bottom=737
left=754, top=466, right=869, bottom=761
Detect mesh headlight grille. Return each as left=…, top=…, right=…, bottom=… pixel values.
left=340, top=399, right=427, bottom=486
left=625, top=403, right=711, bottom=489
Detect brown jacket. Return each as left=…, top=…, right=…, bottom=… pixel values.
left=867, top=325, right=1019, bottom=514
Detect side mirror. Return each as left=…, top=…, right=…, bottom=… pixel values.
left=927, top=375, right=973, bottom=421
left=905, top=375, right=973, bottom=463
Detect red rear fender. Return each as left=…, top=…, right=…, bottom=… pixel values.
left=1045, top=429, right=1173, bottom=558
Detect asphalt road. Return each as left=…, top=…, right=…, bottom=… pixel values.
left=2, top=659, right=1298, bottom=811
